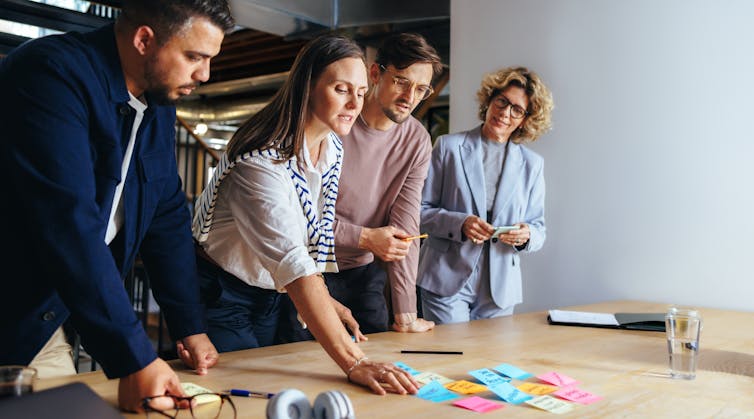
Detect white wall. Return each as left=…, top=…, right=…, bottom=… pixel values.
left=450, top=0, right=754, bottom=313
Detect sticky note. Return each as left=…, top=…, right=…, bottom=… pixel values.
left=468, top=368, right=510, bottom=387
left=416, top=380, right=461, bottom=402
left=181, top=382, right=220, bottom=404
left=537, top=371, right=578, bottom=387
left=453, top=396, right=506, bottom=413
left=415, top=371, right=454, bottom=385
left=553, top=387, right=602, bottom=405
left=493, top=363, right=534, bottom=380
left=525, top=395, right=575, bottom=414
left=516, top=382, right=558, bottom=395
left=488, top=382, right=533, bottom=404
left=394, top=361, right=421, bottom=376
left=445, top=380, right=488, bottom=394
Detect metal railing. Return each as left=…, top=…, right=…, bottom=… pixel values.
left=175, top=116, right=222, bottom=210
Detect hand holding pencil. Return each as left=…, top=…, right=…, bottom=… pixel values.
left=402, top=233, right=428, bottom=242
left=359, top=226, right=411, bottom=262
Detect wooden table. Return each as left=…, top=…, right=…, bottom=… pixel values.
left=37, top=301, right=754, bottom=418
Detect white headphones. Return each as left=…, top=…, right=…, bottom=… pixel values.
left=266, top=388, right=355, bottom=419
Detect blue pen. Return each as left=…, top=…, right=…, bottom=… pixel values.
left=229, top=389, right=275, bottom=399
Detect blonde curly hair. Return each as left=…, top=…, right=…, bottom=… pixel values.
left=476, top=66, right=553, bottom=143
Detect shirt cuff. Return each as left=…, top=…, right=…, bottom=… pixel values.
left=159, top=302, right=207, bottom=341
left=93, top=322, right=158, bottom=378
left=273, top=246, right=319, bottom=291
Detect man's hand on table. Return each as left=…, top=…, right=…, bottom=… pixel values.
left=391, top=313, right=435, bottom=333
left=118, top=358, right=188, bottom=412
left=176, top=333, right=219, bottom=375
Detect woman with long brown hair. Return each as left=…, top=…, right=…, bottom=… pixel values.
left=193, top=34, right=418, bottom=395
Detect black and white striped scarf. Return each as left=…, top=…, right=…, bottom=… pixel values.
left=193, top=134, right=341, bottom=272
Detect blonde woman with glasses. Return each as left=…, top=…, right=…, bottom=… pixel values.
left=417, top=66, right=554, bottom=324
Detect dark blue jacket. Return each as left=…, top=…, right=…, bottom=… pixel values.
left=0, top=24, right=205, bottom=378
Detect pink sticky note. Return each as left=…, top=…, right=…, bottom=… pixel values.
left=453, top=396, right=506, bottom=413
left=553, top=387, right=602, bottom=405
left=537, top=371, right=578, bottom=387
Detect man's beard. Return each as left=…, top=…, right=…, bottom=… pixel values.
left=381, top=101, right=412, bottom=124
left=143, top=56, right=195, bottom=105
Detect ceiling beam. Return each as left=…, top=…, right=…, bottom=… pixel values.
left=0, top=0, right=110, bottom=34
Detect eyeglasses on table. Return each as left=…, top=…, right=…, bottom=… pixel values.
left=142, top=392, right=236, bottom=419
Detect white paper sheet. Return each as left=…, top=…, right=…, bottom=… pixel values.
left=548, top=310, right=620, bottom=326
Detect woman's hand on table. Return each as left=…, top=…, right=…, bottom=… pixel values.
left=331, top=296, right=368, bottom=342
left=348, top=360, right=419, bottom=395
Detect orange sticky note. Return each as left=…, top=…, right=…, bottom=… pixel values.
left=517, top=382, right=558, bottom=395
left=445, top=380, right=488, bottom=394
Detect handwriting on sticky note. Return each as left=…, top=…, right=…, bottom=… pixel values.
left=488, top=382, right=533, bottom=405
left=416, top=380, right=460, bottom=402
left=415, top=371, right=454, bottom=385
left=553, top=387, right=602, bottom=405
left=453, top=396, right=506, bottom=413
left=537, top=371, right=578, bottom=387
left=445, top=380, right=488, bottom=394
left=181, top=382, right=220, bottom=405
left=525, top=395, right=575, bottom=414
left=468, top=368, right=509, bottom=387
left=394, top=361, right=421, bottom=376
left=493, top=363, right=533, bottom=380
left=517, top=382, right=558, bottom=395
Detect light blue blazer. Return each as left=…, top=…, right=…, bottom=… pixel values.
left=417, top=125, right=546, bottom=309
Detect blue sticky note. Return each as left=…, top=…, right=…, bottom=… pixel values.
left=395, top=361, right=421, bottom=376
left=468, top=368, right=510, bottom=387
left=489, top=382, right=534, bottom=405
left=493, top=363, right=534, bottom=380
left=416, top=380, right=461, bottom=403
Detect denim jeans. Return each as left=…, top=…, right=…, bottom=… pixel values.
left=197, top=257, right=281, bottom=352
left=276, top=261, right=389, bottom=344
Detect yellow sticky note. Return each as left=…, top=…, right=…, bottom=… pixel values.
left=415, top=371, right=455, bottom=385
left=445, top=380, right=488, bottom=394
left=181, top=382, right=220, bottom=405
left=517, top=382, right=558, bottom=395
left=525, top=395, right=575, bottom=414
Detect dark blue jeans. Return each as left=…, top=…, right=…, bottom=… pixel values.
left=197, top=257, right=281, bottom=352
left=276, top=261, right=388, bottom=344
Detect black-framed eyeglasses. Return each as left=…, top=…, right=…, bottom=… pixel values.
left=379, top=64, right=434, bottom=101
left=491, top=95, right=528, bottom=119
left=142, top=393, right=237, bottom=419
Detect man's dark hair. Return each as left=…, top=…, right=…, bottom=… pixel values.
left=119, top=0, right=234, bottom=44
left=375, top=33, right=443, bottom=78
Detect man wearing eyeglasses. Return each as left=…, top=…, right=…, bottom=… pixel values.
left=278, top=33, right=443, bottom=343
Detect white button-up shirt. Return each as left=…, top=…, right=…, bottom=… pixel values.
left=202, top=135, right=340, bottom=291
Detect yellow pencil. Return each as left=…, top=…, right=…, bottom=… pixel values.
left=403, top=233, right=428, bottom=242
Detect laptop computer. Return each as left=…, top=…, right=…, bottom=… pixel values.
left=0, top=382, right=124, bottom=418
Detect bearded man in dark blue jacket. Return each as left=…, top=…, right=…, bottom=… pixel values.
left=0, top=0, right=234, bottom=412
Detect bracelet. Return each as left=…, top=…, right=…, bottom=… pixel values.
left=346, top=356, right=368, bottom=382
